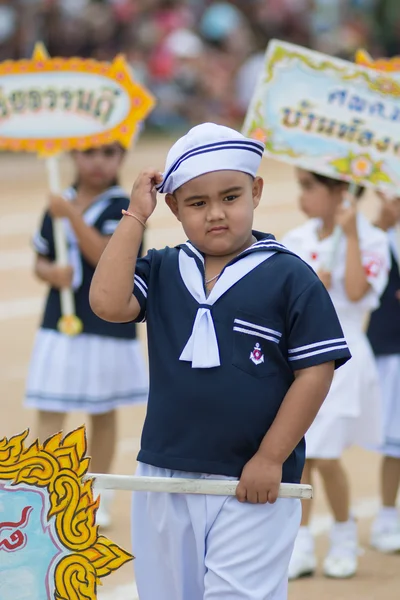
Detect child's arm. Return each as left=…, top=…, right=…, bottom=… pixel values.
left=374, top=193, right=400, bottom=231
left=237, top=262, right=351, bottom=504
left=90, top=168, right=162, bottom=323
left=236, top=362, right=334, bottom=504
left=34, top=256, right=73, bottom=289
left=336, top=202, right=370, bottom=302
left=48, top=195, right=111, bottom=267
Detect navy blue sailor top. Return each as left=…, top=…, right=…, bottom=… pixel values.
left=132, top=231, right=351, bottom=482
left=33, top=186, right=138, bottom=340
left=368, top=249, right=400, bottom=355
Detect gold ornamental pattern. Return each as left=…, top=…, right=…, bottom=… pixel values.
left=0, top=426, right=133, bottom=599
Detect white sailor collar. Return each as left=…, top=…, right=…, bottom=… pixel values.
left=62, top=185, right=128, bottom=290
left=176, top=231, right=292, bottom=369
left=177, top=230, right=287, bottom=271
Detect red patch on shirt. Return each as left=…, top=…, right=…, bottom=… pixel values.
left=310, top=252, right=318, bottom=260
left=363, top=254, right=382, bottom=278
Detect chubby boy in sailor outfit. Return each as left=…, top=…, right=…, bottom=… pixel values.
left=90, top=123, right=351, bottom=600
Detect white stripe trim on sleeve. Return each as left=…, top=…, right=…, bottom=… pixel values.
left=134, top=277, right=147, bottom=298
left=134, top=274, right=148, bottom=291
left=101, top=220, right=119, bottom=235
left=288, top=344, right=349, bottom=361
left=288, top=338, right=346, bottom=354
left=234, top=318, right=282, bottom=338
left=233, top=326, right=280, bottom=344
left=33, top=232, right=49, bottom=254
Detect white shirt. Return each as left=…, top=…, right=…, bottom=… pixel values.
left=282, top=214, right=390, bottom=342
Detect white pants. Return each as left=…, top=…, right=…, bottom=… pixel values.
left=131, top=463, right=301, bottom=600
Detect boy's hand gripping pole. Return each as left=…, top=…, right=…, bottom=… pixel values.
left=46, top=155, right=82, bottom=336
left=88, top=473, right=313, bottom=499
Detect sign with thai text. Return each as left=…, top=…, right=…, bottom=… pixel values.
left=243, top=40, right=400, bottom=192
left=0, top=44, right=155, bottom=155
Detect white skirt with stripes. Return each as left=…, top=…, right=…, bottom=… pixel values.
left=25, top=329, right=148, bottom=414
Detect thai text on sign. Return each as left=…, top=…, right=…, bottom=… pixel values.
left=243, top=40, right=400, bottom=191
left=0, top=44, right=155, bottom=155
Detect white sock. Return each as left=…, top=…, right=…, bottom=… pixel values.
left=297, top=525, right=311, bottom=538
left=330, top=519, right=357, bottom=543
left=295, top=526, right=314, bottom=552
left=327, top=519, right=358, bottom=558
left=374, top=506, right=399, bottom=530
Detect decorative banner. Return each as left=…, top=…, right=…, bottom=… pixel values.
left=355, top=49, right=400, bottom=74
left=0, top=427, right=132, bottom=600
left=355, top=50, right=400, bottom=262
left=243, top=39, right=400, bottom=192
left=0, top=43, right=155, bottom=155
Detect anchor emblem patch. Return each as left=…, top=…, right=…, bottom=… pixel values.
left=250, top=343, right=264, bottom=365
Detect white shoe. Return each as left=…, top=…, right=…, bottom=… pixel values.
left=288, top=527, right=317, bottom=580
left=323, top=520, right=358, bottom=579
left=371, top=524, right=400, bottom=553
left=323, top=552, right=358, bottom=579
left=93, top=487, right=114, bottom=529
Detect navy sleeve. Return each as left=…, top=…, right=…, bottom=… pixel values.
left=287, top=279, right=351, bottom=370
left=96, top=197, right=129, bottom=235
left=132, top=249, right=153, bottom=322
left=32, top=211, right=55, bottom=259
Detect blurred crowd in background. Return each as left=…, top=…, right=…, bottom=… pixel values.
left=1, top=0, right=400, bottom=131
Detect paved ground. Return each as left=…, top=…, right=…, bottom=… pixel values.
left=1, top=141, right=399, bottom=599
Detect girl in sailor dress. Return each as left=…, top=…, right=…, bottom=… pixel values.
left=24, top=143, right=148, bottom=527
left=281, top=170, right=390, bottom=580
left=367, top=194, right=400, bottom=553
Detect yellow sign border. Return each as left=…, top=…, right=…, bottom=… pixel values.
left=0, top=427, right=133, bottom=599
left=355, top=49, right=400, bottom=73
left=0, top=43, right=155, bottom=156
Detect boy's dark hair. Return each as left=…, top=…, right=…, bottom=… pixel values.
left=311, top=172, right=365, bottom=199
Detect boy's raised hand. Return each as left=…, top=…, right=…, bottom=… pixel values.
left=236, top=453, right=282, bottom=504
left=129, top=168, right=163, bottom=222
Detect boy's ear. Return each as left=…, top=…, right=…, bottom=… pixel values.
left=165, top=193, right=181, bottom=221
left=252, top=176, right=263, bottom=209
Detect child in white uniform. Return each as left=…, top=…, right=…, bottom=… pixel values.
left=282, top=170, right=390, bottom=579
left=25, top=144, right=148, bottom=527
left=367, top=194, right=400, bottom=552
left=90, top=124, right=351, bottom=600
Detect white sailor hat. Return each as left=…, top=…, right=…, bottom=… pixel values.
left=156, top=122, right=265, bottom=195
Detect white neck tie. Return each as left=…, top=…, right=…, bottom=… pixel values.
left=178, top=249, right=276, bottom=368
